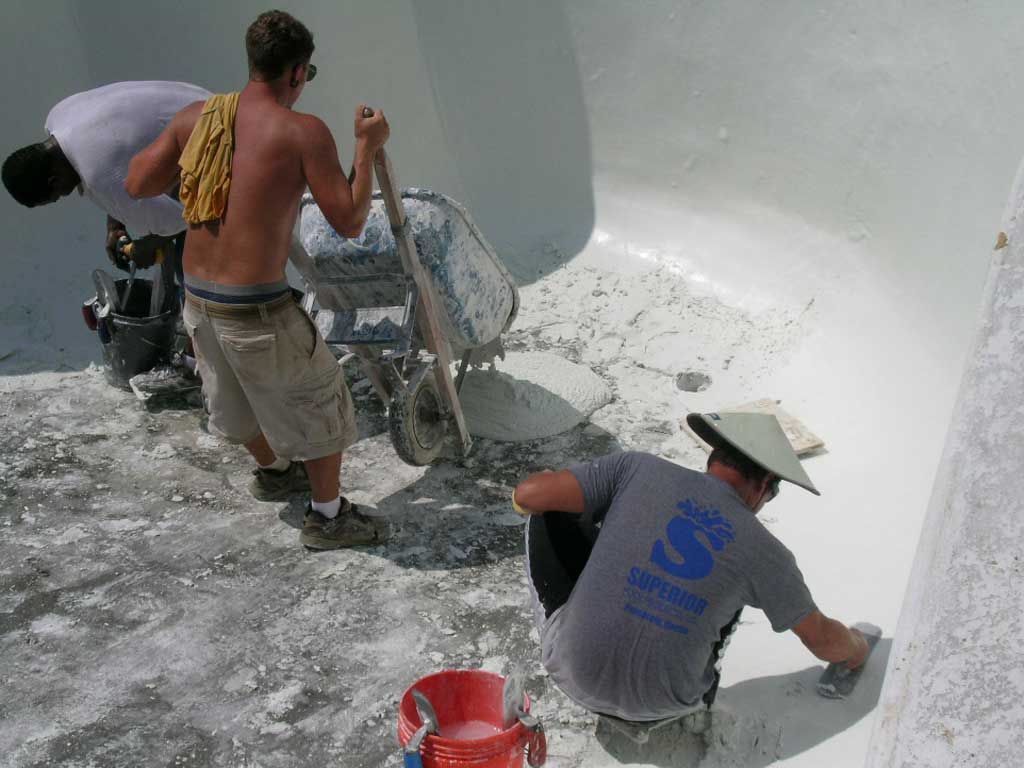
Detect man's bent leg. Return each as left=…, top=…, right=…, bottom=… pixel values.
left=525, top=511, right=596, bottom=625
left=245, top=431, right=310, bottom=500
left=245, top=432, right=277, bottom=467
left=185, top=296, right=309, bottom=501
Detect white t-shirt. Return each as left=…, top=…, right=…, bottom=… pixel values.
left=45, top=81, right=211, bottom=236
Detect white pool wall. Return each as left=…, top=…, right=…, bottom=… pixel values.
left=4, top=1, right=1021, bottom=370
left=865, top=157, right=1024, bottom=768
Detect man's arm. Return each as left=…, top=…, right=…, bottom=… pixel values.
left=300, top=105, right=388, bottom=238
left=513, top=470, right=585, bottom=515
left=125, top=103, right=201, bottom=199
left=793, top=610, right=870, bottom=669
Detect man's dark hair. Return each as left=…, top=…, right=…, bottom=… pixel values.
left=2, top=143, right=55, bottom=207
left=245, top=10, right=315, bottom=81
left=707, top=443, right=770, bottom=485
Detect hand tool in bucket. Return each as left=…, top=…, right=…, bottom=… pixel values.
left=117, top=236, right=168, bottom=316
left=501, top=671, right=524, bottom=730
left=502, top=672, right=546, bottom=767
left=398, top=670, right=547, bottom=768
left=363, top=107, right=473, bottom=458
left=91, top=269, right=119, bottom=343
left=403, top=688, right=439, bottom=768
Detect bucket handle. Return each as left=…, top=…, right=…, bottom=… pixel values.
left=518, top=712, right=547, bottom=767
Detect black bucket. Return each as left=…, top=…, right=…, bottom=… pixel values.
left=98, top=278, right=177, bottom=390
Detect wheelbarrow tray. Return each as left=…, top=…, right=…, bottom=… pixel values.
left=298, top=188, right=518, bottom=352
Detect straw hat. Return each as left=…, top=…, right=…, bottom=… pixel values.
left=686, top=411, right=820, bottom=495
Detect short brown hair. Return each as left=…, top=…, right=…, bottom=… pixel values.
left=245, top=10, right=314, bottom=80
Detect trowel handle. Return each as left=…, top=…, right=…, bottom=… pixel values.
left=519, top=713, right=547, bottom=767
left=526, top=727, right=547, bottom=767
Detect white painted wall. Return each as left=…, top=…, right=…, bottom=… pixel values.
left=568, top=0, right=1024, bottom=355
left=0, top=0, right=595, bottom=370
left=0, top=0, right=95, bottom=370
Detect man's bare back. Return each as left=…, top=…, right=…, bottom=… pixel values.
left=127, top=84, right=389, bottom=286
left=175, top=93, right=307, bottom=284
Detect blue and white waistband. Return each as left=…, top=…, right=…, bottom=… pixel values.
left=184, top=274, right=291, bottom=305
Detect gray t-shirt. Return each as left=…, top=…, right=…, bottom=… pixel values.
left=540, top=451, right=816, bottom=721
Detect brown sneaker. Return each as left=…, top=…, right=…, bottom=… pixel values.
left=300, top=499, right=391, bottom=550
left=249, top=461, right=310, bottom=501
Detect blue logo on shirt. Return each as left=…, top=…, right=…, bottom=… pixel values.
left=650, top=499, right=735, bottom=581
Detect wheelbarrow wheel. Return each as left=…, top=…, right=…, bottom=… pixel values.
left=389, top=369, right=448, bottom=466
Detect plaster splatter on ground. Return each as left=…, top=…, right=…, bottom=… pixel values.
left=0, top=255, right=828, bottom=767
left=458, top=352, right=612, bottom=441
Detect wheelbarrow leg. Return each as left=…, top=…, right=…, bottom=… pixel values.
left=371, top=148, right=473, bottom=457
left=351, top=343, right=393, bottom=403
left=454, top=349, right=473, bottom=395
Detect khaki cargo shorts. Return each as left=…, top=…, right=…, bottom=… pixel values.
left=182, top=292, right=357, bottom=461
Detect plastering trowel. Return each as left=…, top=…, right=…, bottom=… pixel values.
left=816, top=622, right=882, bottom=699
left=91, top=268, right=120, bottom=343
left=92, top=268, right=120, bottom=314
left=501, top=670, right=525, bottom=730
left=501, top=670, right=547, bottom=766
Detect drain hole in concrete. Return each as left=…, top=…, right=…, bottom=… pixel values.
left=676, top=371, right=712, bottom=392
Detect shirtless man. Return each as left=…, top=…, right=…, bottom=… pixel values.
left=125, top=10, right=390, bottom=549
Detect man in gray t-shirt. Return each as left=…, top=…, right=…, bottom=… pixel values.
left=514, top=412, right=869, bottom=724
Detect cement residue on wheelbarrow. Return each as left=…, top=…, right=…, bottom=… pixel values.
left=457, top=351, right=612, bottom=441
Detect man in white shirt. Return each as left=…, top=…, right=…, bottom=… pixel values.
left=2, top=81, right=210, bottom=296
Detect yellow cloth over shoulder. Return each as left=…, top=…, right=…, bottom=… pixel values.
left=179, top=93, right=240, bottom=224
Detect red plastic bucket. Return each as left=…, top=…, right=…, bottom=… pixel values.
left=397, top=670, right=546, bottom=768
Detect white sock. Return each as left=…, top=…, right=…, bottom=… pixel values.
left=312, top=497, right=342, bottom=519
left=258, top=456, right=290, bottom=472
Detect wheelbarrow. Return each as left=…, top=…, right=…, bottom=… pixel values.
left=292, top=150, right=519, bottom=465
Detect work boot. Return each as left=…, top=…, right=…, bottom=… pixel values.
left=300, top=499, right=391, bottom=550
left=249, top=461, right=310, bottom=501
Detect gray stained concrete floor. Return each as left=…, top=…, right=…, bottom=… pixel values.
left=2, top=258, right=810, bottom=767
left=0, top=365, right=631, bottom=767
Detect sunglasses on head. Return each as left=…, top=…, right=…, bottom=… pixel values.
left=306, top=63, right=317, bottom=82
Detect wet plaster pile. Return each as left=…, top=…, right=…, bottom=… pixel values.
left=1, top=252, right=816, bottom=767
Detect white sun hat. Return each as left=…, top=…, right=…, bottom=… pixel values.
left=686, top=411, right=820, bottom=495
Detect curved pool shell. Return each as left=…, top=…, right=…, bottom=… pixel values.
left=1, top=2, right=1022, bottom=767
